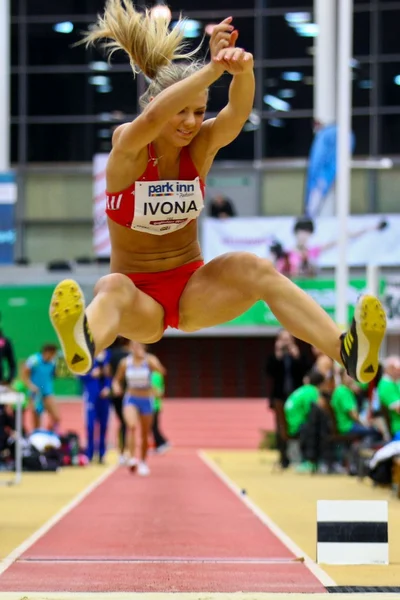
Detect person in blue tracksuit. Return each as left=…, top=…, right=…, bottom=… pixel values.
left=80, top=350, right=111, bottom=464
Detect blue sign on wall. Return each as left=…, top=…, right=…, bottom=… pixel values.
left=0, top=172, right=17, bottom=264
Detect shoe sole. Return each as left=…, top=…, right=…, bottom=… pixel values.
left=49, top=279, right=93, bottom=375
left=355, top=294, right=386, bottom=383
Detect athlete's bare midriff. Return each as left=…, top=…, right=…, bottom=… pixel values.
left=108, top=217, right=203, bottom=274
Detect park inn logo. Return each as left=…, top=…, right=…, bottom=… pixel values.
left=148, top=182, right=195, bottom=196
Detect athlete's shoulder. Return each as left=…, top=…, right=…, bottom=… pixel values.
left=26, top=353, right=40, bottom=368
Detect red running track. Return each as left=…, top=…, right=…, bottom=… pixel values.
left=0, top=450, right=324, bottom=593
left=55, top=398, right=275, bottom=449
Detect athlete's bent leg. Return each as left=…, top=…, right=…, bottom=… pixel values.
left=50, top=274, right=164, bottom=375
left=179, top=252, right=386, bottom=383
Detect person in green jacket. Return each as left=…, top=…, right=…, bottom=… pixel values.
left=378, top=356, right=400, bottom=440
left=284, top=370, right=325, bottom=438
left=151, top=370, right=170, bottom=453
left=331, top=368, right=380, bottom=439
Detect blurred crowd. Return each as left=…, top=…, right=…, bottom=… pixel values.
left=266, top=329, right=400, bottom=478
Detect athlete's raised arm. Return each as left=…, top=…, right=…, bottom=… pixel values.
left=197, top=21, right=255, bottom=157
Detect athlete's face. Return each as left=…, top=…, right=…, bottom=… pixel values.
left=161, top=90, right=208, bottom=146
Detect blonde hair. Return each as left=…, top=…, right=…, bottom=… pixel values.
left=81, top=0, right=205, bottom=108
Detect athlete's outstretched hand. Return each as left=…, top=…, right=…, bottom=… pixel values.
left=209, top=17, right=239, bottom=60
left=213, top=47, right=254, bottom=76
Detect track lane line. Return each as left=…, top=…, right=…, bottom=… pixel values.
left=0, top=464, right=118, bottom=577
left=198, top=450, right=336, bottom=587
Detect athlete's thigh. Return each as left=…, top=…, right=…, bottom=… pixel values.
left=178, top=252, right=261, bottom=332
left=123, top=403, right=139, bottom=428
left=118, top=284, right=165, bottom=344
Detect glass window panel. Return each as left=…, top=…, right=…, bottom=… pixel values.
left=208, top=73, right=232, bottom=114
left=11, top=74, right=18, bottom=117
left=380, top=115, right=400, bottom=154
left=353, top=11, right=370, bottom=55
left=169, top=0, right=255, bottom=10
left=352, top=62, right=372, bottom=107
left=263, top=66, right=313, bottom=111
left=352, top=116, right=370, bottom=155
left=264, top=117, right=313, bottom=158
left=263, top=116, right=370, bottom=158
left=379, top=63, right=400, bottom=106
left=11, top=24, right=18, bottom=66
left=26, top=18, right=254, bottom=66
left=27, top=22, right=94, bottom=66
left=215, top=129, right=254, bottom=161
left=26, top=1, right=108, bottom=15
left=27, top=73, right=138, bottom=116
left=28, top=124, right=93, bottom=162
left=262, top=1, right=312, bottom=7
left=263, top=15, right=314, bottom=60
left=380, top=10, right=400, bottom=54
left=10, top=125, right=18, bottom=165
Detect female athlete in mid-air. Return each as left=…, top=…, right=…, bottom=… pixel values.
left=50, top=0, right=386, bottom=385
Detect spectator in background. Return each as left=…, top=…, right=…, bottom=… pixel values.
left=21, top=344, right=59, bottom=432
left=331, top=368, right=380, bottom=440
left=151, top=368, right=170, bottom=454
left=81, top=351, right=112, bottom=464
left=0, top=313, right=17, bottom=385
left=108, top=337, right=130, bottom=464
left=284, top=369, right=324, bottom=439
left=298, top=374, right=343, bottom=474
left=266, top=329, right=311, bottom=467
left=209, top=194, right=237, bottom=218
left=377, top=356, right=400, bottom=440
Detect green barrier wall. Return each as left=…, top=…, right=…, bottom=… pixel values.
left=0, top=285, right=80, bottom=395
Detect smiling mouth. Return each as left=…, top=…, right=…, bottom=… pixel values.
left=177, top=129, right=193, bottom=136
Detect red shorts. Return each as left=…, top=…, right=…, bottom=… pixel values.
left=127, top=260, right=204, bottom=330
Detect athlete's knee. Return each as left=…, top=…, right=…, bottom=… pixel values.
left=229, top=252, right=274, bottom=288
left=94, top=273, right=135, bottom=306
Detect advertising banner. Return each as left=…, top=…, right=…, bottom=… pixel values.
left=0, top=172, right=17, bottom=264
left=203, top=215, right=399, bottom=270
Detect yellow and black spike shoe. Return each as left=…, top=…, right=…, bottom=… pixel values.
left=340, top=294, right=387, bottom=384
left=49, top=279, right=95, bottom=376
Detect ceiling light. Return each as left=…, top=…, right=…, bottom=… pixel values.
left=89, top=75, right=110, bottom=86
left=263, top=94, right=291, bottom=111
left=150, top=4, right=171, bottom=20
left=281, top=71, right=303, bottom=82
left=394, top=75, right=400, bottom=86
left=171, top=19, right=201, bottom=38
left=97, top=85, right=112, bottom=93
left=53, top=21, right=74, bottom=34
left=89, top=61, right=110, bottom=71
left=285, top=12, right=311, bottom=26
left=268, top=118, right=285, bottom=128
left=295, top=23, right=318, bottom=37
left=278, top=89, right=296, bottom=99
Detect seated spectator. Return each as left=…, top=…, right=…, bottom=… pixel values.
left=377, top=356, right=400, bottom=440
left=298, top=385, right=343, bottom=474
left=0, top=314, right=17, bottom=385
left=209, top=194, right=236, bottom=218
left=284, top=370, right=325, bottom=438
left=331, top=368, right=380, bottom=440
